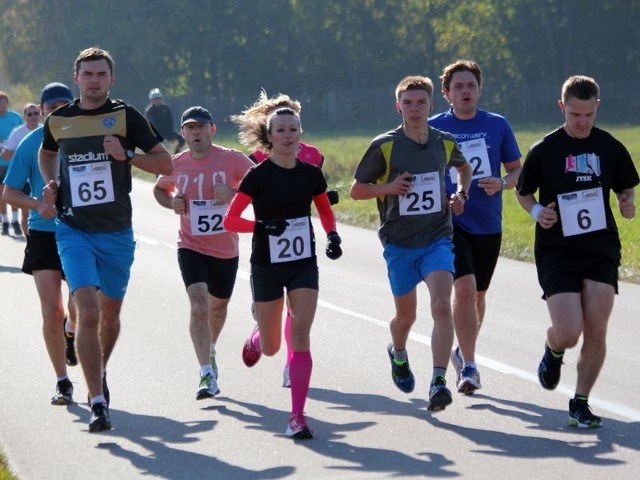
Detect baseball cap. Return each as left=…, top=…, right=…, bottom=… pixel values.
left=40, top=82, right=73, bottom=106
left=181, top=106, right=213, bottom=126
left=149, top=88, right=163, bottom=100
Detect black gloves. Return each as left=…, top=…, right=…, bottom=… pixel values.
left=255, top=219, right=289, bottom=237
left=326, top=231, right=342, bottom=260
left=327, top=190, right=340, bottom=206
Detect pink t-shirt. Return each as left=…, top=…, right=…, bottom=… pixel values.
left=250, top=142, right=324, bottom=168
left=156, top=145, right=254, bottom=258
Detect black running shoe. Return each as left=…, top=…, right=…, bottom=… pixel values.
left=569, top=398, right=602, bottom=428
left=1, top=222, right=8, bottom=236
left=538, top=343, right=563, bottom=390
left=387, top=344, right=415, bottom=393
left=63, top=316, right=78, bottom=366
left=51, top=378, right=74, bottom=405
left=428, top=376, right=453, bottom=411
left=89, top=403, right=112, bottom=433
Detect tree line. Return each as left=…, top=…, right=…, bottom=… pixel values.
left=1, top=0, right=637, bottom=130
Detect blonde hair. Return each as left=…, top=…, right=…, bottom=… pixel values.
left=230, top=89, right=302, bottom=151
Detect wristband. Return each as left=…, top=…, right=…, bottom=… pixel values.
left=530, top=203, right=543, bottom=222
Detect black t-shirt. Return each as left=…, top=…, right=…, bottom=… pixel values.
left=238, top=159, right=327, bottom=265
left=517, top=126, right=639, bottom=261
left=42, top=98, right=162, bottom=232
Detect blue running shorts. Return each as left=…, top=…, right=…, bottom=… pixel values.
left=56, top=222, right=135, bottom=299
left=383, top=237, right=454, bottom=297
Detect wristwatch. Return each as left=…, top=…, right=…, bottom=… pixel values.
left=125, top=149, right=135, bottom=162
left=457, top=189, right=469, bottom=201
left=501, top=177, right=508, bottom=190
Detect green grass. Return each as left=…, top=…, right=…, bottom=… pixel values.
left=139, top=124, right=640, bottom=283
left=0, top=450, right=17, bottom=480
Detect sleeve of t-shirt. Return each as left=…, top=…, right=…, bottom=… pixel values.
left=126, top=106, right=163, bottom=152
left=354, top=142, right=386, bottom=184
left=237, top=165, right=258, bottom=197
left=444, top=137, right=468, bottom=169
left=611, top=141, right=640, bottom=193
left=3, top=138, right=31, bottom=189
left=4, top=127, right=21, bottom=150
left=41, top=120, right=58, bottom=152
left=312, top=167, right=328, bottom=196
left=501, top=122, right=522, bottom=164
left=515, top=149, right=541, bottom=196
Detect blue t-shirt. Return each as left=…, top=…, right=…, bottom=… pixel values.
left=0, top=110, right=24, bottom=167
left=3, top=126, right=55, bottom=232
left=429, top=108, right=521, bottom=234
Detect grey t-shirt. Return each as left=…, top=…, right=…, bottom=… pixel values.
left=354, top=125, right=468, bottom=247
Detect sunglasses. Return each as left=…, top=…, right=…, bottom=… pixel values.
left=26, top=111, right=40, bottom=117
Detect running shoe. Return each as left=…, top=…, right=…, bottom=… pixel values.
left=428, top=376, right=453, bottom=411
left=196, top=373, right=220, bottom=400
left=1, top=222, right=8, bottom=236
left=282, top=364, right=291, bottom=388
left=386, top=344, right=415, bottom=393
left=569, top=398, right=602, bottom=428
left=457, top=364, right=482, bottom=395
left=286, top=413, right=313, bottom=439
left=51, top=378, right=74, bottom=405
left=242, top=325, right=262, bottom=367
left=450, top=346, right=463, bottom=382
left=64, top=316, right=78, bottom=366
left=11, top=221, right=22, bottom=236
left=89, top=402, right=112, bottom=433
left=538, top=343, right=563, bottom=390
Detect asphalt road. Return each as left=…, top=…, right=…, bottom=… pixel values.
left=1, top=178, right=638, bottom=479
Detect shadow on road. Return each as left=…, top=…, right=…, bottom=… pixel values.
left=65, top=403, right=294, bottom=480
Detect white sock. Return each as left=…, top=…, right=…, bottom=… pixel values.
left=10, top=211, right=18, bottom=222
left=200, top=365, right=214, bottom=378
left=91, top=394, right=107, bottom=406
left=0, top=215, right=7, bottom=223
left=209, top=343, right=216, bottom=357
left=391, top=347, right=408, bottom=362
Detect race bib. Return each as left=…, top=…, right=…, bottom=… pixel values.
left=399, top=172, right=441, bottom=216
left=450, top=137, right=490, bottom=184
left=557, top=187, right=606, bottom=237
left=268, top=216, right=312, bottom=263
left=189, top=200, right=226, bottom=236
left=69, top=161, right=115, bottom=207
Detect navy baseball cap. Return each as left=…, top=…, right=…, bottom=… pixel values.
left=181, top=106, right=213, bottom=126
left=40, top=82, right=73, bottom=106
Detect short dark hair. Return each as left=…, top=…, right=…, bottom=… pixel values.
left=562, top=75, right=600, bottom=103
left=74, top=47, right=114, bottom=75
left=440, top=59, right=482, bottom=93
